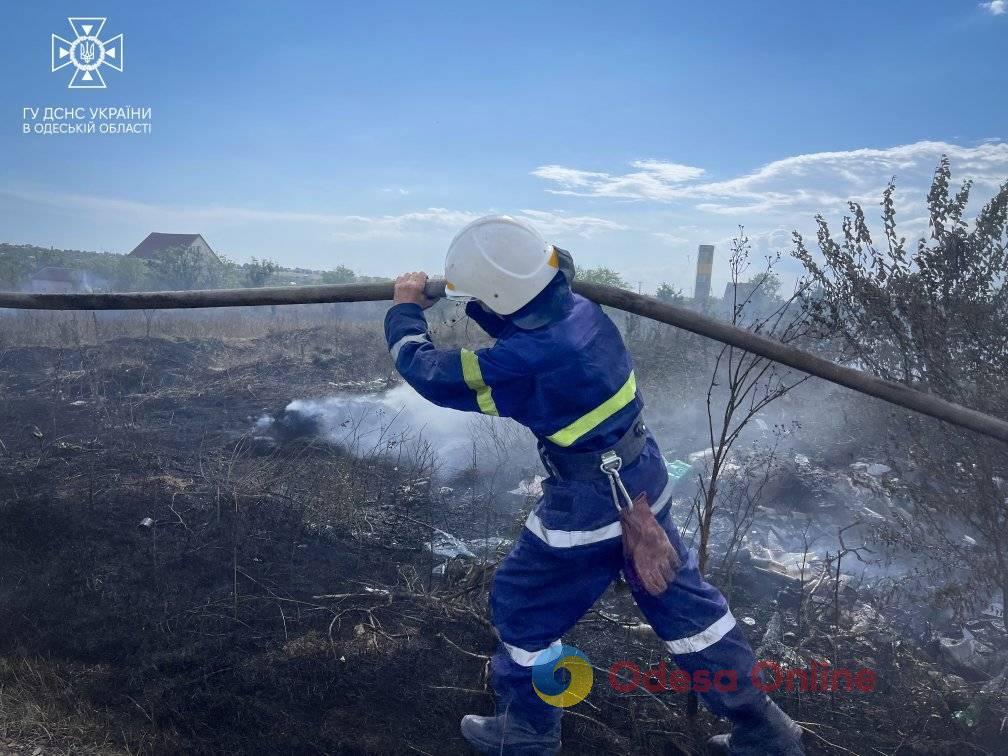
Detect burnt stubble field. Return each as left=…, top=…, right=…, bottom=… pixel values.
left=0, top=306, right=1004, bottom=755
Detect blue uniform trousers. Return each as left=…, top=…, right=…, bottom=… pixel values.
left=488, top=454, right=767, bottom=732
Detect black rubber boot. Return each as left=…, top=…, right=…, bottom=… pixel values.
left=460, top=712, right=561, bottom=755
left=707, top=700, right=805, bottom=755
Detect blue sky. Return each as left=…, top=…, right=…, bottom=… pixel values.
left=2, top=1, right=1006, bottom=293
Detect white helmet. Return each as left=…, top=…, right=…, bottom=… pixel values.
left=444, top=215, right=561, bottom=316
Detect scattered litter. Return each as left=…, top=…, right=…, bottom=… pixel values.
left=765, top=529, right=785, bottom=554
left=890, top=505, right=914, bottom=524
left=741, top=616, right=757, bottom=626
left=468, top=537, right=510, bottom=558
left=665, top=458, right=692, bottom=481
left=982, top=600, right=1004, bottom=620
left=139, top=517, right=154, bottom=528
left=70, top=399, right=87, bottom=406
left=688, top=448, right=714, bottom=465
left=962, top=534, right=978, bottom=547
left=848, top=602, right=884, bottom=635
left=851, top=462, right=892, bottom=477
left=425, top=530, right=476, bottom=560
left=938, top=628, right=995, bottom=675
left=509, top=475, right=544, bottom=498
left=628, top=622, right=656, bottom=638
left=438, top=486, right=454, bottom=497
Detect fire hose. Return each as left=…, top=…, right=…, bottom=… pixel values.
left=1, top=279, right=1007, bottom=444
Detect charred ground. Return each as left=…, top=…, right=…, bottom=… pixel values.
left=0, top=308, right=1004, bottom=755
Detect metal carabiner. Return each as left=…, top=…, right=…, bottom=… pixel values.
left=600, top=451, right=635, bottom=513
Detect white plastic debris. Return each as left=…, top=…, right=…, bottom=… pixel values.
left=139, top=517, right=154, bottom=528
left=850, top=462, right=891, bottom=477
left=468, top=537, right=510, bottom=557
left=509, top=475, right=544, bottom=498
left=982, top=600, right=1004, bottom=619
left=939, top=628, right=994, bottom=673
left=425, top=530, right=477, bottom=560
left=665, top=458, right=692, bottom=481
left=688, top=448, right=714, bottom=465
left=849, top=602, right=883, bottom=635
left=742, top=616, right=757, bottom=626
left=962, top=534, right=978, bottom=546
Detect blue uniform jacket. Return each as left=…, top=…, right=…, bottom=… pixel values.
left=385, top=274, right=670, bottom=535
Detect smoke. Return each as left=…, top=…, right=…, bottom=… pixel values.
left=256, top=384, right=530, bottom=476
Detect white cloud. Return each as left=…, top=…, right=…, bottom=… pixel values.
left=1, top=186, right=624, bottom=247
left=980, top=1, right=1006, bottom=15
left=515, top=209, right=627, bottom=237
left=0, top=187, right=350, bottom=227
left=532, top=160, right=706, bottom=201
left=532, top=141, right=1008, bottom=294
left=332, top=208, right=625, bottom=241
left=331, top=208, right=481, bottom=240
left=533, top=142, right=1008, bottom=216
left=651, top=231, right=689, bottom=245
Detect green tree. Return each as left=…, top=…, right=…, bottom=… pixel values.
left=321, top=265, right=357, bottom=284
left=243, top=257, right=279, bottom=287
left=111, top=257, right=154, bottom=291
left=655, top=282, right=684, bottom=303
left=0, top=248, right=33, bottom=289
left=741, top=271, right=782, bottom=300
left=576, top=265, right=630, bottom=289
left=793, top=157, right=1008, bottom=623
left=150, top=246, right=218, bottom=290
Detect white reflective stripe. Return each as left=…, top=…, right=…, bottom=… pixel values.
left=663, top=611, right=737, bottom=655
left=390, top=333, right=429, bottom=362
left=523, top=478, right=674, bottom=548
left=502, top=638, right=561, bottom=667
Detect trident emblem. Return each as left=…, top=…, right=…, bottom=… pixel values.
left=79, top=41, right=96, bottom=66
left=51, top=18, right=124, bottom=89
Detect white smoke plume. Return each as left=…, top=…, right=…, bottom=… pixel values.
left=257, top=384, right=530, bottom=476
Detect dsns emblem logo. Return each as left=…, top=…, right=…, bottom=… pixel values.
left=531, top=644, right=593, bottom=707
left=51, top=18, right=124, bottom=89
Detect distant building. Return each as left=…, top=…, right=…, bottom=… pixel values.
left=128, top=233, right=219, bottom=263
left=28, top=266, right=95, bottom=294
left=723, top=280, right=774, bottom=318
left=694, top=244, right=714, bottom=300
left=723, top=281, right=765, bottom=306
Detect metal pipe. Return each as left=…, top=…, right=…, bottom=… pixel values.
left=2, top=279, right=1006, bottom=444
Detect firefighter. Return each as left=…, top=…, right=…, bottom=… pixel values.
left=386, top=215, right=804, bottom=755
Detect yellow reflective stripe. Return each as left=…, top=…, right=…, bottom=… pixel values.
left=460, top=349, right=499, bottom=416
left=547, top=371, right=637, bottom=447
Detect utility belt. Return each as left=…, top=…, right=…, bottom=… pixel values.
left=537, top=413, right=649, bottom=483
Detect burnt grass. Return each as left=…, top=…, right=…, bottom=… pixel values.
left=0, top=315, right=1002, bottom=755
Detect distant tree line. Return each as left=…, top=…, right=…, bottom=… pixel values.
left=0, top=243, right=385, bottom=292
